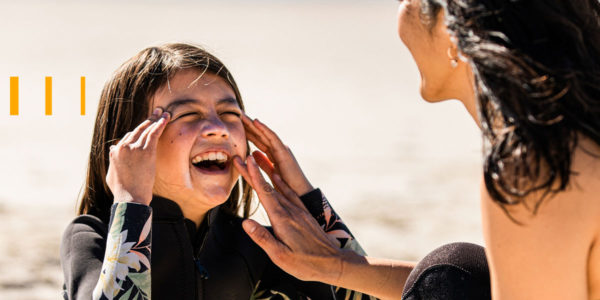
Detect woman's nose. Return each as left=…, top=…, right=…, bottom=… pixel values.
left=200, top=117, right=229, bottom=139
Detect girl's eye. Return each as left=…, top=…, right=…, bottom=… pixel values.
left=221, top=111, right=241, bottom=118
left=173, top=112, right=198, bottom=121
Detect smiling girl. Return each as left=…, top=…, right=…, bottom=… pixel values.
left=60, top=43, right=374, bottom=300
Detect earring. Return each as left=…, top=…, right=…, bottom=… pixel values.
left=447, top=48, right=459, bottom=68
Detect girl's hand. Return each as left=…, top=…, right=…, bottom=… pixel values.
left=241, top=115, right=314, bottom=196
left=106, top=108, right=170, bottom=206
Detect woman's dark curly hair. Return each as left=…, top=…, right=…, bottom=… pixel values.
left=421, top=0, right=600, bottom=214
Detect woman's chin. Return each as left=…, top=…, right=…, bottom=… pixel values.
left=420, top=86, right=451, bottom=103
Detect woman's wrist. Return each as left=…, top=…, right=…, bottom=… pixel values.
left=295, top=181, right=314, bottom=197
left=328, top=248, right=364, bottom=287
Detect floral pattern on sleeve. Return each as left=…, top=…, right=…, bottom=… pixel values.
left=93, top=202, right=152, bottom=300
left=300, top=188, right=378, bottom=300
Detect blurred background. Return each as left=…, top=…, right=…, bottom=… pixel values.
left=0, top=0, right=483, bottom=298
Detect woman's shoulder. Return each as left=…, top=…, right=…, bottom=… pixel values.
left=568, top=136, right=600, bottom=227
left=480, top=136, right=600, bottom=298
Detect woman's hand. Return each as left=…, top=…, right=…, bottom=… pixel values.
left=234, top=155, right=346, bottom=284
left=241, top=115, right=314, bottom=196
left=106, top=108, right=170, bottom=206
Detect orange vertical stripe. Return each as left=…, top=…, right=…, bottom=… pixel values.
left=45, top=76, right=52, bottom=115
left=10, top=77, right=18, bottom=115
left=80, top=76, right=86, bottom=115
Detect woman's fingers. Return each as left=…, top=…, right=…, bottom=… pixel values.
left=271, top=173, right=306, bottom=209
left=242, top=219, right=289, bottom=260
left=233, top=156, right=252, bottom=187
left=245, top=131, right=270, bottom=153
left=242, top=115, right=275, bottom=153
left=246, top=155, right=288, bottom=216
left=253, top=118, right=288, bottom=155
left=252, top=151, right=275, bottom=177
left=242, top=114, right=271, bottom=146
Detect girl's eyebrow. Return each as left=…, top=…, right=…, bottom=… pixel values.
left=163, top=99, right=198, bottom=113
left=215, top=97, right=239, bottom=107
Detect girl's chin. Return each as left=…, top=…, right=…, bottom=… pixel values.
left=190, top=184, right=235, bottom=206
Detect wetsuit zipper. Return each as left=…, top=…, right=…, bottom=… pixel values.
left=193, top=211, right=212, bottom=300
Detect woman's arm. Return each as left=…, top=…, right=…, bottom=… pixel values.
left=299, top=188, right=379, bottom=299
left=239, top=116, right=414, bottom=299
left=236, top=156, right=414, bottom=300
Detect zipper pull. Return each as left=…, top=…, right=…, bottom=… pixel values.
left=194, top=259, right=210, bottom=280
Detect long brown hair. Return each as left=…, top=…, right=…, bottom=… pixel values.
left=421, top=0, right=600, bottom=214
left=79, top=43, right=253, bottom=224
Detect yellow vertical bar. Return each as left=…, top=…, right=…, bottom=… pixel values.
left=10, top=77, right=18, bottom=115
left=45, top=76, right=52, bottom=115
left=80, top=76, right=86, bottom=115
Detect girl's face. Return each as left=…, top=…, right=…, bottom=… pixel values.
left=151, top=69, right=247, bottom=213
left=397, top=0, right=466, bottom=102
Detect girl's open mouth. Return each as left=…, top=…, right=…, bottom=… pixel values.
left=191, top=151, right=231, bottom=174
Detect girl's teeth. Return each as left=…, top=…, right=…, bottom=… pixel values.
left=192, top=151, right=229, bottom=164
left=216, top=152, right=225, bottom=161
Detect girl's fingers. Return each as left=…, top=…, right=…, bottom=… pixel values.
left=252, top=151, right=275, bottom=177
left=143, top=112, right=170, bottom=149
left=134, top=122, right=157, bottom=148
left=122, top=108, right=162, bottom=144
left=119, top=132, right=133, bottom=146
left=125, top=119, right=152, bottom=144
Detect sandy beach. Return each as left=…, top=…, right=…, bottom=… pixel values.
left=0, top=0, right=483, bottom=298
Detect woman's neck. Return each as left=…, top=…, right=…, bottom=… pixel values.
left=458, top=66, right=480, bottom=128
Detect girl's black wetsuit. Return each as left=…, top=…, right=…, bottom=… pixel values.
left=61, top=189, right=376, bottom=300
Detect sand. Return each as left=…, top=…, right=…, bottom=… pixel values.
left=0, top=1, right=483, bottom=298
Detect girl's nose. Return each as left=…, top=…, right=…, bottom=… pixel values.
left=200, top=117, right=229, bottom=139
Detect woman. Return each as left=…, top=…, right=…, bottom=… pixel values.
left=60, top=43, right=375, bottom=300
left=234, top=0, right=600, bottom=299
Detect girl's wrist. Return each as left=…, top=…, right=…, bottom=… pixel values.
left=113, top=190, right=151, bottom=206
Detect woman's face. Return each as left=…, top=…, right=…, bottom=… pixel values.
left=151, top=69, right=247, bottom=212
left=397, top=0, right=466, bottom=102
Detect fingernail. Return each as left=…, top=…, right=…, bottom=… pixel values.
left=248, top=155, right=257, bottom=166
left=233, top=156, right=245, bottom=166
left=243, top=221, right=256, bottom=233
left=153, top=107, right=161, bottom=116
left=161, top=111, right=170, bottom=119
